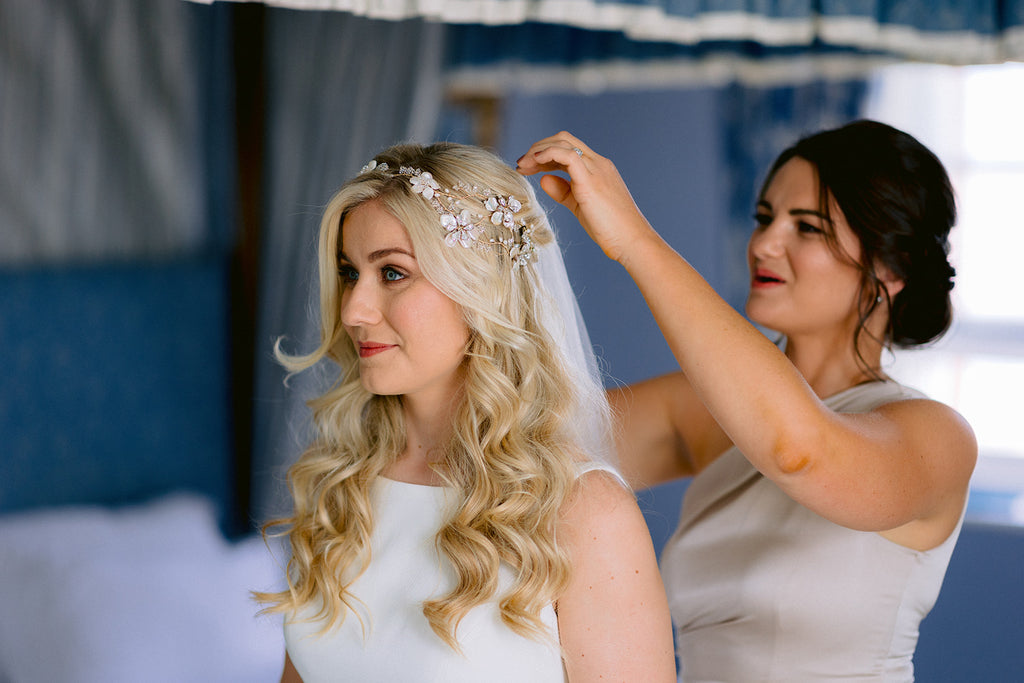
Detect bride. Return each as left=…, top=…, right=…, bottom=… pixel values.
left=256, top=142, right=676, bottom=682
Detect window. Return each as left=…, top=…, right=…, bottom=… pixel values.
left=866, top=62, right=1024, bottom=523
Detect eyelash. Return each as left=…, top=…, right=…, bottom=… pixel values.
left=338, top=264, right=407, bottom=284
left=752, top=214, right=824, bottom=235
left=381, top=266, right=406, bottom=282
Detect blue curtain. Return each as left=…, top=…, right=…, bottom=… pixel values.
left=439, top=0, right=1024, bottom=60
left=445, top=23, right=890, bottom=91
left=443, top=0, right=1022, bottom=90
left=0, top=0, right=234, bottom=264
left=196, top=0, right=1023, bottom=89
left=717, top=79, right=869, bottom=309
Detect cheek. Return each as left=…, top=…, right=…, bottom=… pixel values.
left=404, top=293, right=467, bottom=344
left=436, top=305, right=469, bottom=347
left=799, top=242, right=850, bottom=276
left=804, top=253, right=864, bottom=307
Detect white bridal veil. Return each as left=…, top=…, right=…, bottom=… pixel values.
left=532, top=222, right=619, bottom=475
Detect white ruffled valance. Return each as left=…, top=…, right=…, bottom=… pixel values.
left=192, top=0, right=1024, bottom=65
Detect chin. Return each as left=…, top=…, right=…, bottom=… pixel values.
left=359, top=377, right=399, bottom=397
left=744, top=301, right=769, bottom=325
left=745, top=307, right=786, bottom=337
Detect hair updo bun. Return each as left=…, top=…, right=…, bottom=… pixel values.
left=764, top=120, right=957, bottom=349
left=890, top=233, right=955, bottom=345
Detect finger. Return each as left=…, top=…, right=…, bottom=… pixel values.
left=516, top=152, right=559, bottom=175
left=538, top=174, right=575, bottom=209
left=552, top=131, right=594, bottom=159
left=517, top=132, right=593, bottom=172
left=530, top=143, right=591, bottom=175
left=517, top=151, right=575, bottom=176
left=516, top=135, right=564, bottom=168
left=525, top=131, right=583, bottom=154
left=516, top=142, right=575, bottom=173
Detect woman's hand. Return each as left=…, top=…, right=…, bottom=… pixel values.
left=517, top=131, right=659, bottom=265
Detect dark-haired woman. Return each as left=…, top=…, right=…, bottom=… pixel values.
left=517, top=121, right=976, bottom=681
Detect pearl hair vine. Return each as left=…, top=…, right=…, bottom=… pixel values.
left=359, top=159, right=537, bottom=269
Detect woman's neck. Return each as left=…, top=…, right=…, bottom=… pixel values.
left=784, top=332, right=885, bottom=399
left=385, top=393, right=460, bottom=486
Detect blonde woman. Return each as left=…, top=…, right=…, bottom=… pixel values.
left=257, top=142, right=675, bottom=682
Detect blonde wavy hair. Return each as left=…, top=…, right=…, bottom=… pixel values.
left=256, top=142, right=613, bottom=650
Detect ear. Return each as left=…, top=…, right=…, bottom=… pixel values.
left=875, top=263, right=905, bottom=301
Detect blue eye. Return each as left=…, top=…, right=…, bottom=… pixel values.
left=339, top=265, right=358, bottom=283
left=382, top=267, right=406, bottom=282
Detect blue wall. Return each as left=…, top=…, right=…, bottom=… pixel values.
left=0, top=259, right=234, bottom=517
left=915, top=522, right=1024, bottom=681
left=499, top=87, right=728, bottom=387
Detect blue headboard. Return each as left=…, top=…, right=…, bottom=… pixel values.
left=0, top=257, right=235, bottom=520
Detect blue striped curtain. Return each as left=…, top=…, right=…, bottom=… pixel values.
left=193, top=0, right=1024, bottom=88
left=202, top=0, right=1023, bottom=53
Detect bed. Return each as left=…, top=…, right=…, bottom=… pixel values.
left=0, top=259, right=285, bottom=683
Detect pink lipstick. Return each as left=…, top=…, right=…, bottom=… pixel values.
left=751, top=268, right=785, bottom=289
left=358, top=343, right=394, bottom=358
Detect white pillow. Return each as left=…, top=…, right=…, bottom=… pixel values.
left=0, top=493, right=224, bottom=565
left=0, top=495, right=285, bottom=683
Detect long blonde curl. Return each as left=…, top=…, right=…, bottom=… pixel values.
left=255, top=143, right=608, bottom=649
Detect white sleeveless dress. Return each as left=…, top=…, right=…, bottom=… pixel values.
left=284, top=463, right=619, bottom=682
left=660, top=381, right=965, bottom=682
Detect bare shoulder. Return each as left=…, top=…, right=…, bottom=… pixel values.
left=870, top=397, right=977, bottom=549
left=559, top=468, right=646, bottom=542
left=557, top=469, right=676, bottom=682
left=875, top=396, right=977, bottom=475
left=565, top=466, right=635, bottom=506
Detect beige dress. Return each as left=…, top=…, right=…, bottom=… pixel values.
left=660, top=381, right=964, bottom=682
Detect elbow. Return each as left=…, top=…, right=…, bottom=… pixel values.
left=775, top=450, right=813, bottom=476
left=768, top=431, right=817, bottom=476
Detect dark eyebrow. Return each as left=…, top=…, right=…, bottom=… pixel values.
left=757, top=200, right=833, bottom=224
left=338, top=247, right=415, bottom=262
left=790, top=208, right=833, bottom=223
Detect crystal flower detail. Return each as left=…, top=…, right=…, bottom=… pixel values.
left=358, top=159, right=538, bottom=268
left=409, top=171, right=440, bottom=200
left=441, top=210, right=479, bottom=248
left=360, top=159, right=389, bottom=174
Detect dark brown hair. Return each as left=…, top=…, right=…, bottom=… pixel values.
left=760, top=120, right=957, bottom=364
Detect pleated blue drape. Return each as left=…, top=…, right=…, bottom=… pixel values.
left=190, top=0, right=1023, bottom=89
left=194, top=0, right=1024, bottom=64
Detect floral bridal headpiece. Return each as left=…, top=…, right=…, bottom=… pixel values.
left=359, top=159, right=537, bottom=269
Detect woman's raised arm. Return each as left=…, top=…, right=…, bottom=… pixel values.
left=518, top=132, right=976, bottom=546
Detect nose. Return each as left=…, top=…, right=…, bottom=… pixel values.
left=340, top=279, right=382, bottom=328
left=748, top=219, right=787, bottom=261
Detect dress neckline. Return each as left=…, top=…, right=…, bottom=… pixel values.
left=378, top=475, right=448, bottom=491
left=822, top=378, right=894, bottom=403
